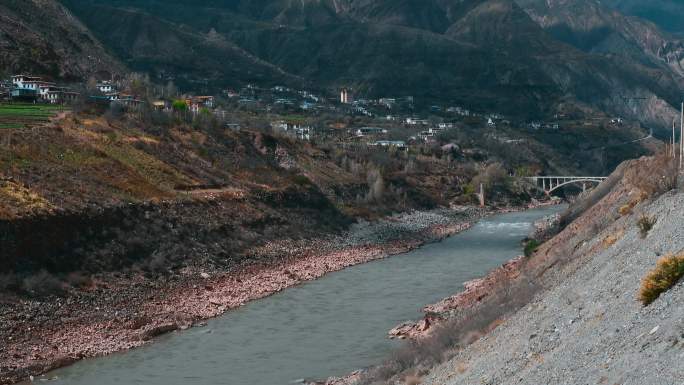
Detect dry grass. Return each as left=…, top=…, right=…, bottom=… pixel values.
left=618, top=204, right=632, bottom=216
left=602, top=230, right=624, bottom=248
left=0, top=180, right=54, bottom=219
left=639, top=254, right=684, bottom=305
left=637, top=214, right=656, bottom=238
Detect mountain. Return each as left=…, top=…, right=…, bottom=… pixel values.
left=602, top=0, right=684, bottom=36
left=0, top=0, right=123, bottom=80
left=517, top=0, right=684, bottom=78
left=47, top=0, right=684, bottom=130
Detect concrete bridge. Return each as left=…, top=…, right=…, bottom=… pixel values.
left=527, top=176, right=607, bottom=195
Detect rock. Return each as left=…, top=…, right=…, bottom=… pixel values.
left=200, top=272, right=210, bottom=279
left=139, top=323, right=178, bottom=341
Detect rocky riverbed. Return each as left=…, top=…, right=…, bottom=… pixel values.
left=0, top=207, right=484, bottom=385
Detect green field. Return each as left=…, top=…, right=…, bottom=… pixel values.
left=0, top=103, right=66, bottom=129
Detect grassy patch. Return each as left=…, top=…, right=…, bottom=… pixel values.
left=639, top=254, right=684, bottom=305
left=0, top=103, right=65, bottom=129
left=524, top=239, right=541, bottom=258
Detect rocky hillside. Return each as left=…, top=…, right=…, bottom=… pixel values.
left=416, top=155, right=684, bottom=384
left=58, top=0, right=684, bottom=130
left=0, top=0, right=124, bottom=80
left=518, top=0, right=684, bottom=79
left=603, top=0, right=684, bottom=36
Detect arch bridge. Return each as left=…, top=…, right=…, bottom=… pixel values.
left=527, top=176, right=607, bottom=195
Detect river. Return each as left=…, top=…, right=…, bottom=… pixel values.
left=39, top=205, right=564, bottom=385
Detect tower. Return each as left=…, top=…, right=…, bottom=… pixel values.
left=340, top=88, right=350, bottom=104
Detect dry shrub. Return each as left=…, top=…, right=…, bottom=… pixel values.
left=639, top=254, right=684, bottom=305
left=637, top=214, right=656, bottom=238
left=618, top=204, right=632, bottom=216
left=21, top=270, right=64, bottom=297
left=602, top=230, right=624, bottom=248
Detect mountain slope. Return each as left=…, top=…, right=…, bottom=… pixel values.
left=602, top=0, right=684, bottom=36
left=422, top=155, right=684, bottom=385
left=517, top=0, right=684, bottom=78
left=0, top=0, right=124, bottom=80
left=58, top=0, right=683, bottom=130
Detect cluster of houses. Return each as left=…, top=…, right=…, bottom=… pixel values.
left=4, top=75, right=80, bottom=104
left=89, top=80, right=145, bottom=108
left=270, top=120, right=313, bottom=140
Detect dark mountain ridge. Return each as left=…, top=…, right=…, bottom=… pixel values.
left=3, top=0, right=681, bottom=131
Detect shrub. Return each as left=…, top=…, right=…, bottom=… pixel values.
left=639, top=254, right=684, bottom=305
left=524, top=239, right=541, bottom=258
left=292, top=174, right=312, bottom=186
left=637, top=214, right=656, bottom=238
left=618, top=204, right=632, bottom=216
left=21, top=270, right=64, bottom=297
left=66, top=271, right=92, bottom=288
left=602, top=230, right=623, bottom=248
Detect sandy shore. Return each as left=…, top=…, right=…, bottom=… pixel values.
left=0, top=207, right=483, bottom=385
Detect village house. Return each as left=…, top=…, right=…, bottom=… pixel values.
left=294, top=126, right=312, bottom=141
left=225, top=123, right=241, bottom=132
left=379, top=98, right=397, bottom=109
left=405, top=117, right=429, bottom=126
left=96, top=81, right=114, bottom=94
left=355, top=127, right=388, bottom=137
left=438, top=123, right=454, bottom=129
left=371, top=140, right=407, bottom=150
left=447, top=106, right=471, bottom=116
left=10, top=74, right=79, bottom=104
left=11, top=75, right=43, bottom=89
left=43, top=86, right=79, bottom=104
left=113, top=94, right=144, bottom=108
left=186, top=96, right=215, bottom=113
left=271, top=120, right=289, bottom=131
left=222, top=89, right=239, bottom=98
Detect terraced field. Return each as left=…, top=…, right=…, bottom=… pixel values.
left=0, top=103, right=65, bottom=129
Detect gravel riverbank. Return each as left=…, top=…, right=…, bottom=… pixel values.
left=0, top=206, right=484, bottom=385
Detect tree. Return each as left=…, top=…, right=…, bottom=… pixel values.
left=172, top=99, right=188, bottom=112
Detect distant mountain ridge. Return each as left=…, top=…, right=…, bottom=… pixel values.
left=601, top=0, right=684, bottom=36
left=2, top=0, right=682, bottom=131
left=517, top=0, right=684, bottom=79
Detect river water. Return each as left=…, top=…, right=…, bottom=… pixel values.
left=42, top=206, right=564, bottom=385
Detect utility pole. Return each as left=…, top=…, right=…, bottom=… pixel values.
left=479, top=183, right=485, bottom=208
left=673, top=119, right=677, bottom=158
left=680, top=102, right=683, bottom=170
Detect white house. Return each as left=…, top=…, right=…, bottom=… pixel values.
left=96, top=81, right=114, bottom=94
left=355, top=127, right=388, bottom=137
left=12, top=75, right=42, bottom=89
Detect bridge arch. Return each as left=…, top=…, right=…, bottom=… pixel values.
left=527, top=176, right=607, bottom=195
